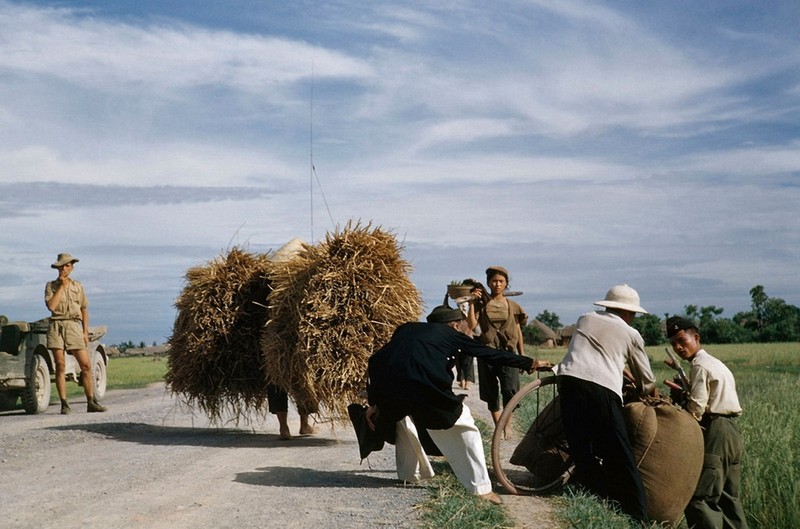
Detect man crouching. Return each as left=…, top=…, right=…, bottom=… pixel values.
left=365, top=303, right=550, bottom=504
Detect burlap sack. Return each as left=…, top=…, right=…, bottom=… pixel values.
left=510, top=395, right=570, bottom=485
left=624, top=398, right=704, bottom=527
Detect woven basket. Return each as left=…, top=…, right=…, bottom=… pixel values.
left=447, top=284, right=472, bottom=299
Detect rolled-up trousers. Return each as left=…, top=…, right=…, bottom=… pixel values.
left=394, top=404, right=492, bottom=495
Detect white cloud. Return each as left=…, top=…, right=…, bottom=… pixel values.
left=0, top=142, right=299, bottom=186
left=682, top=141, right=800, bottom=178
left=0, top=3, right=373, bottom=94
left=0, top=0, right=798, bottom=342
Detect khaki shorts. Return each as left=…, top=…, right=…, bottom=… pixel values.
left=47, top=320, right=86, bottom=351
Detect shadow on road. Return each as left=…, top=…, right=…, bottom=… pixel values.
left=235, top=466, right=410, bottom=489
left=47, top=421, right=342, bottom=448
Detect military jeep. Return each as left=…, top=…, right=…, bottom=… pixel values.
left=0, top=316, right=108, bottom=414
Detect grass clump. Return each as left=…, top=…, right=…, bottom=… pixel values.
left=418, top=459, right=513, bottom=529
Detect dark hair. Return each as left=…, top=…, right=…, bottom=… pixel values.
left=485, top=266, right=509, bottom=283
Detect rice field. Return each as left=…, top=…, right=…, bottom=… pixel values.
left=522, top=342, right=800, bottom=528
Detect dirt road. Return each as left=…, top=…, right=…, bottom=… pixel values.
left=0, top=382, right=553, bottom=529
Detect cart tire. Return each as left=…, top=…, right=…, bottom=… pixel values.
left=491, top=375, right=573, bottom=495
left=92, top=353, right=107, bottom=400
left=22, top=354, right=51, bottom=414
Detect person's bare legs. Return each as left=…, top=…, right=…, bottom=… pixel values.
left=276, top=411, right=291, bottom=439
left=299, top=413, right=315, bottom=435
left=490, top=409, right=512, bottom=439
left=52, top=349, right=70, bottom=413
left=71, top=349, right=106, bottom=412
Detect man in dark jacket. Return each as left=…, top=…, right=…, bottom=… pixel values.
left=366, top=303, right=549, bottom=504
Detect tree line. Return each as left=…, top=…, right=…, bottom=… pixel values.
left=524, top=286, right=800, bottom=346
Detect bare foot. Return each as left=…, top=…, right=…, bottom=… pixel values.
left=299, top=424, right=316, bottom=436
left=478, top=491, right=503, bottom=505
left=279, top=426, right=292, bottom=440
left=299, top=413, right=316, bottom=435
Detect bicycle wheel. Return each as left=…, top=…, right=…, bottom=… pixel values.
left=491, top=374, right=574, bottom=495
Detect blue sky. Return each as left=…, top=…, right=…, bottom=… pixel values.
left=1, top=0, right=798, bottom=345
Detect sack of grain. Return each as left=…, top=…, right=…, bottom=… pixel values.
left=510, top=395, right=570, bottom=486
left=624, top=397, right=704, bottom=527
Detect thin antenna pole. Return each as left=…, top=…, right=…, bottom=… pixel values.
left=310, top=63, right=314, bottom=244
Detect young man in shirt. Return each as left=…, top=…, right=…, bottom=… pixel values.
left=666, top=316, right=748, bottom=529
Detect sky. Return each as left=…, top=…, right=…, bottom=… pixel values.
left=1, top=0, right=798, bottom=345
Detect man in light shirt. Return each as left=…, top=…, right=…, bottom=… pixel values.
left=666, top=316, right=748, bottom=529
left=557, top=284, right=655, bottom=521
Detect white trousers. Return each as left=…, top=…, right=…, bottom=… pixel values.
left=394, top=404, right=492, bottom=495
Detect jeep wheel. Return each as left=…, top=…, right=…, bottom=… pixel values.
left=93, top=354, right=107, bottom=400
left=22, top=354, right=51, bottom=414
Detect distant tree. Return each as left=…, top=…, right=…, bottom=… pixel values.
left=678, top=306, right=752, bottom=344
left=740, top=286, right=800, bottom=342
left=535, top=310, right=562, bottom=332
left=750, top=285, right=768, bottom=330
left=114, top=340, right=136, bottom=353
left=677, top=286, right=800, bottom=344
left=632, top=313, right=663, bottom=346
left=702, top=316, right=753, bottom=344
left=759, top=297, right=800, bottom=342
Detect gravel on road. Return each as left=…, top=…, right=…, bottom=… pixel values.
left=0, top=381, right=554, bottom=529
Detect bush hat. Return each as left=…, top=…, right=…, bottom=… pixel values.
left=51, top=253, right=79, bottom=269
left=594, top=284, right=647, bottom=314
left=426, top=304, right=465, bottom=323
left=666, top=316, right=698, bottom=338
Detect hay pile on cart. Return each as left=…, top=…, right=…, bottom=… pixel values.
left=166, top=222, right=422, bottom=424
left=165, top=248, right=272, bottom=421
left=262, top=222, right=422, bottom=420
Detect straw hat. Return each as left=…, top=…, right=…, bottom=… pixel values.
left=594, top=284, right=647, bottom=314
left=51, top=253, right=79, bottom=269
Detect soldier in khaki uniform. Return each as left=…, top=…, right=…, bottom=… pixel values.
left=45, top=253, right=107, bottom=414
left=666, top=316, right=748, bottom=529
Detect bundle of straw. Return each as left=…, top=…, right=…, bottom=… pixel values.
left=261, top=221, right=422, bottom=420
left=165, top=247, right=272, bottom=422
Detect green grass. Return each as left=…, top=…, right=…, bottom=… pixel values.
left=518, top=342, right=800, bottom=529
left=56, top=354, right=168, bottom=400
left=418, top=419, right=516, bottom=529
left=105, top=355, right=169, bottom=389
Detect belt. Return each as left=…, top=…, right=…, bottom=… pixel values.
left=702, top=412, right=740, bottom=421
left=50, top=317, right=81, bottom=322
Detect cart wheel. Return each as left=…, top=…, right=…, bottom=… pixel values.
left=491, top=374, right=573, bottom=495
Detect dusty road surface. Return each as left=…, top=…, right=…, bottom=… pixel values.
left=0, top=382, right=554, bottom=529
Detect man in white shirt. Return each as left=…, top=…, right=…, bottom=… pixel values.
left=666, top=316, right=748, bottom=529
left=557, top=284, right=655, bottom=521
